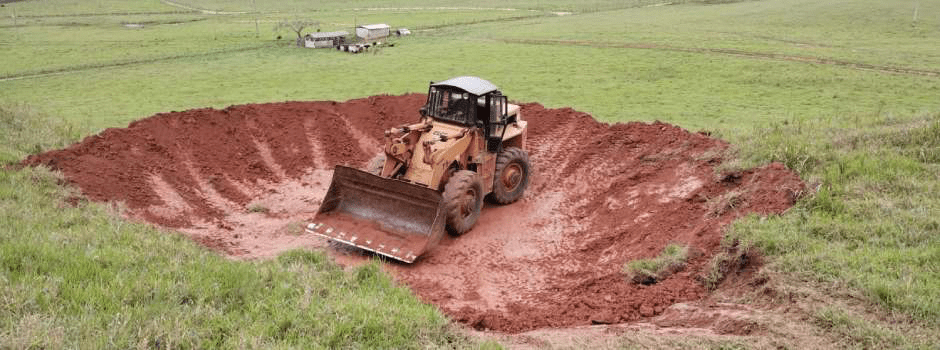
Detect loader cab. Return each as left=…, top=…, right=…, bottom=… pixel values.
left=420, top=76, right=511, bottom=152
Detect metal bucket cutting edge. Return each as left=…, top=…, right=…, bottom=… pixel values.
left=307, top=166, right=446, bottom=263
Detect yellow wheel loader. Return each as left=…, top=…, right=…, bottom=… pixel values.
left=305, top=76, right=530, bottom=263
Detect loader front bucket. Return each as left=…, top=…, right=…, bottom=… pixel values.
left=305, top=165, right=446, bottom=263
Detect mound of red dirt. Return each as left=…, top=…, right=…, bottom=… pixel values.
left=24, top=94, right=804, bottom=332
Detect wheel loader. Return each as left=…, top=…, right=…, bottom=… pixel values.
left=305, top=76, right=530, bottom=263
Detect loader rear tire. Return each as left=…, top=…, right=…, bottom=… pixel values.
left=490, top=147, right=530, bottom=204
left=443, top=170, right=482, bottom=235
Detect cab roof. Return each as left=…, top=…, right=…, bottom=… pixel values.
left=431, top=76, right=499, bottom=96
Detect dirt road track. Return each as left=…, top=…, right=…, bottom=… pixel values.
left=497, top=38, right=940, bottom=78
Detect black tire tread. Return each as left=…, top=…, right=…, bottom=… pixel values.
left=490, top=147, right=530, bottom=204
left=442, top=170, right=482, bottom=235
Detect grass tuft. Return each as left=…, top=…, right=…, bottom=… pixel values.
left=245, top=203, right=270, bottom=214
left=701, top=238, right=756, bottom=290
left=0, top=104, right=82, bottom=164
left=623, top=243, right=689, bottom=285
left=708, top=189, right=747, bottom=217
left=813, top=307, right=906, bottom=349
left=277, top=249, right=329, bottom=267
left=887, top=119, right=940, bottom=164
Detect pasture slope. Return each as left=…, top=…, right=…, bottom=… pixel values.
left=2, top=0, right=939, bottom=348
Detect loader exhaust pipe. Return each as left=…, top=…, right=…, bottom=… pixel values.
left=306, top=166, right=447, bottom=263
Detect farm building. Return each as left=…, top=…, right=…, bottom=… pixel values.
left=304, top=31, right=348, bottom=48
left=356, top=24, right=390, bottom=41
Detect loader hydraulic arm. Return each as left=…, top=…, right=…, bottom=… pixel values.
left=384, top=121, right=432, bottom=166
left=422, top=128, right=470, bottom=165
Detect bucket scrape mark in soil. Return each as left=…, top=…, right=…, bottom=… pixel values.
left=182, top=160, right=246, bottom=214
left=252, top=139, right=288, bottom=180
left=23, top=94, right=804, bottom=332
left=144, top=174, right=194, bottom=227
left=335, top=112, right=383, bottom=156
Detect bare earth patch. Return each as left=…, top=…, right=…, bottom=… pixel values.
left=24, top=94, right=806, bottom=335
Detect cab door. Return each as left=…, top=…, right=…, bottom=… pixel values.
left=486, top=94, right=508, bottom=152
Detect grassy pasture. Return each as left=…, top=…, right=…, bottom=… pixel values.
left=465, top=0, right=940, bottom=70
left=163, top=0, right=678, bottom=13
left=0, top=9, right=535, bottom=79
left=3, top=0, right=180, bottom=16
left=2, top=38, right=938, bottom=131
left=2, top=0, right=940, bottom=347
left=724, top=115, right=940, bottom=320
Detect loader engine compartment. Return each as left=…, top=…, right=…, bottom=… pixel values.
left=24, top=94, right=805, bottom=333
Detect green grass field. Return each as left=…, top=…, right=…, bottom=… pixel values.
left=2, top=0, right=940, bottom=347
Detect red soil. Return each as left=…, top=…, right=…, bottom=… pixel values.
left=23, top=94, right=804, bottom=332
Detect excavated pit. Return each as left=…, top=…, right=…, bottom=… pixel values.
left=24, top=94, right=805, bottom=332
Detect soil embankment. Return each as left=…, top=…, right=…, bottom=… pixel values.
left=25, top=94, right=804, bottom=332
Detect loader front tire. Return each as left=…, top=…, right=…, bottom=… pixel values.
left=490, top=147, right=530, bottom=204
left=443, top=170, right=483, bottom=235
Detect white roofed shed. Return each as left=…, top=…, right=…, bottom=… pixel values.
left=303, top=31, right=348, bottom=48
left=356, top=24, right=390, bottom=41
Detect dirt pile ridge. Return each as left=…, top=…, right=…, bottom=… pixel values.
left=24, top=94, right=804, bottom=332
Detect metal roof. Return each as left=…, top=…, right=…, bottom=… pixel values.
left=358, top=24, right=390, bottom=30
left=306, top=31, right=348, bottom=39
left=431, top=76, right=499, bottom=95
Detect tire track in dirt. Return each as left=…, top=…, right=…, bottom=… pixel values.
left=250, top=140, right=288, bottom=180
left=712, top=31, right=840, bottom=49
left=301, top=118, right=329, bottom=171
left=158, top=0, right=247, bottom=15
left=11, top=10, right=198, bottom=19
left=334, top=112, right=383, bottom=157
left=496, top=38, right=940, bottom=78
left=414, top=13, right=552, bottom=31
left=160, top=0, right=248, bottom=15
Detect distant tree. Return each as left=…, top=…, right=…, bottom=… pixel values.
left=274, top=19, right=320, bottom=47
